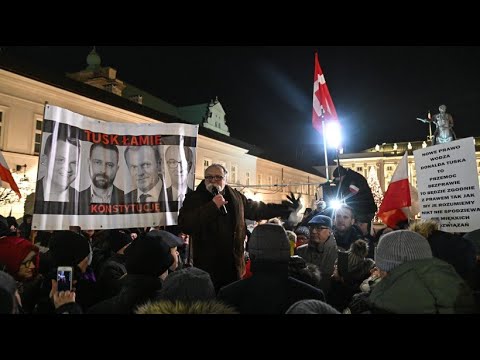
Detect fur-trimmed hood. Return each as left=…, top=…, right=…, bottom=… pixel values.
left=135, top=300, right=238, bottom=314
left=409, top=219, right=438, bottom=239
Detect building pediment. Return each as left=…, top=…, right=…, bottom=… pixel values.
left=209, top=99, right=226, bottom=115
left=203, top=97, right=230, bottom=136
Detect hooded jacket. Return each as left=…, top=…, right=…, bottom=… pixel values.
left=368, top=258, right=476, bottom=314
left=135, top=300, right=238, bottom=314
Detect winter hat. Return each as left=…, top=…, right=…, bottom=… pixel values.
left=0, top=236, right=39, bottom=275
left=294, top=226, right=310, bottom=239
left=125, top=233, right=174, bottom=277
left=463, top=229, right=480, bottom=255
left=0, top=215, right=10, bottom=237
left=308, top=215, right=332, bottom=229
left=375, top=230, right=433, bottom=273
left=333, top=166, right=347, bottom=178
left=146, top=230, right=183, bottom=249
left=348, top=239, right=369, bottom=270
left=0, top=271, right=17, bottom=314
left=158, top=267, right=215, bottom=303
left=49, top=231, right=91, bottom=267
left=6, top=216, right=18, bottom=230
left=286, top=299, right=340, bottom=314
left=107, top=230, right=132, bottom=253
left=355, top=213, right=372, bottom=224
left=248, top=224, right=291, bottom=263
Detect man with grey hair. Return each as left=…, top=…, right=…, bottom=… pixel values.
left=179, top=163, right=301, bottom=292
left=165, top=145, right=194, bottom=204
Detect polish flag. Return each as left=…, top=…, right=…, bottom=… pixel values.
left=0, top=151, right=21, bottom=199
left=377, top=152, right=411, bottom=228
left=312, top=52, right=339, bottom=133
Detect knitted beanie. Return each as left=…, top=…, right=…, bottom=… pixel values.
left=158, top=267, right=215, bottom=303
left=49, top=231, right=91, bottom=268
left=348, top=239, right=369, bottom=270
left=107, top=230, right=132, bottom=253
left=125, top=233, right=174, bottom=277
left=294, top=226, right=310, bottom=239
left=146, top=230, right=183, bottom=249
left=249, top=224, right=290, bottom=263
left=375, top=230, right=432, bottom=273
left=285, top=299, right=340, bottom=314
left=0, top=236, right=39, bottom=275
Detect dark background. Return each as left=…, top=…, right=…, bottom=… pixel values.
left=3, top=46, right=480, bottom=167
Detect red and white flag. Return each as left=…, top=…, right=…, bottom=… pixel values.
left=377, top=152, right=411, bottom=228
left=0, top=151, right=21, bottom=199
left=312, top=52, right=339, bottom=133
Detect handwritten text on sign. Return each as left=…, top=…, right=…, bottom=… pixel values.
left=414, top=137, right=480, bottom=232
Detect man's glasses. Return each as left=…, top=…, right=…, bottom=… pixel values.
left=167, top=159, right=183, bottom=168
left=309, top=226, right=330, bottom=231
left=205, top=175, right=225, bottom=181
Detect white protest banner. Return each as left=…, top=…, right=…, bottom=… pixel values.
left=414, top=137, right=480, bottom=232
left=32, top=105, right=198, bottom=230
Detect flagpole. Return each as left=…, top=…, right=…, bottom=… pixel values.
left=322, top=118, right=329, bottom=182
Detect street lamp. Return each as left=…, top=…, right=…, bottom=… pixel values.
left=325, top=121, right=342, bottom=150
left=324, top=121, right=343, bottom=181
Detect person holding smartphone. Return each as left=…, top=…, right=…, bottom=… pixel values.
left=34, top=231, right=93, bottom=314
left=49, top=273, right=82, bottom=314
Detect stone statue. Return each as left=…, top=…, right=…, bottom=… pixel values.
left=417, top=104, right=457, bottom=145
left=432, top=104, right=456, bottom=145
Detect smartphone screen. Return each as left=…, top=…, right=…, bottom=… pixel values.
left=57, top=267, right=73, bottom=292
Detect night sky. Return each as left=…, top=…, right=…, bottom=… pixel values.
left=3, top=46, right=480, bottom=167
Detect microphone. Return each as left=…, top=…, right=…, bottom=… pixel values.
left=211, top=186, right=228, bottom=215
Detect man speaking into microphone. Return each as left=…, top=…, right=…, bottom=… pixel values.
left=179, top=163, right=301, bottom=292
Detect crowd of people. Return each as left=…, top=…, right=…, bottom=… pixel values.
left=1, top=164, right=479, bottom=314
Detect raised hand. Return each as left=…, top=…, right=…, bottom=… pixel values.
left=286, top=192, right=301, bottom=211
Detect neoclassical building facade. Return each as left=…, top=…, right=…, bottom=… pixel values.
left=0, top=50, right=324, bottom=219
left=330, top=140, right=480, bottom=193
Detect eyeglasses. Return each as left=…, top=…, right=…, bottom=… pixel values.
left=21, top=259, right=35, bottom=268
left=309, top=226, right=330, bottom=231
left=167, top=159, right=183, bottom=168
left=205, top=175, right=224, bottom=181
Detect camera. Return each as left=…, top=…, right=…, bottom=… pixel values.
left=57, top=266, right=73, bottom=292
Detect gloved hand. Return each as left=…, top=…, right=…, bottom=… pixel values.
left=346, top=292, right=372, bottom=314
left=285, top=192, right=301, bottom=211
left=315, top=200, right=327, bottom=211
